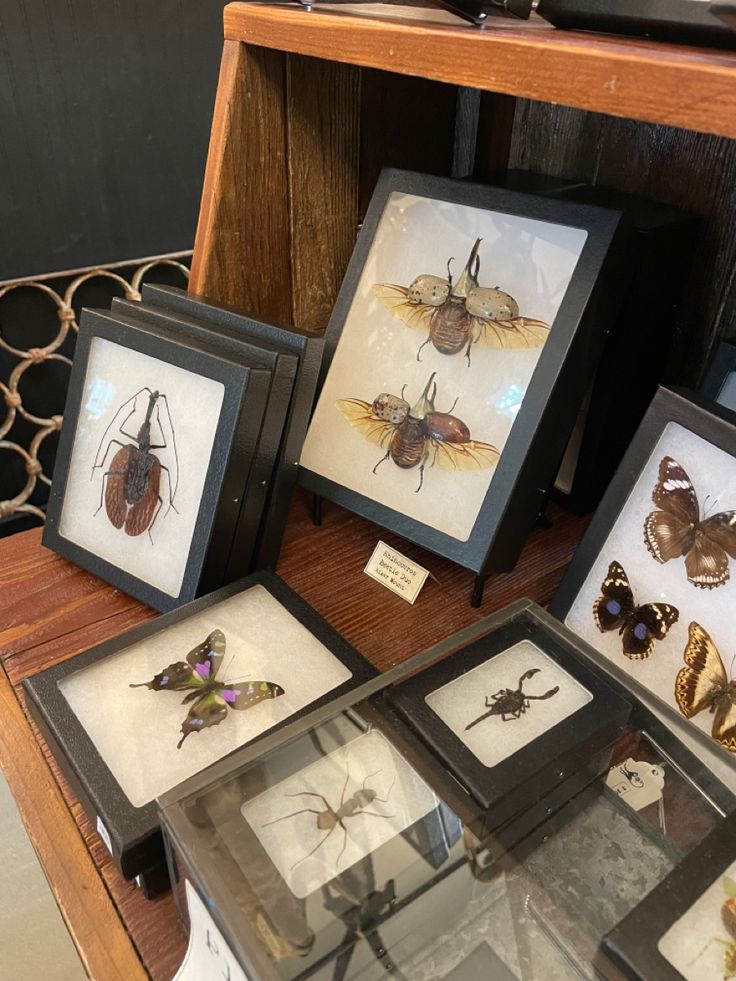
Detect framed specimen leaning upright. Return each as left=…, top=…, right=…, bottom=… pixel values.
left=44, top=310, right=269, bottom=611
left=299, top=169, right=625, bottom=579
left=551, top=386, right=736, bottom=770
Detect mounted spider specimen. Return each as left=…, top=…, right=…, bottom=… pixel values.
left=465, top=668, right=559, bottom=730
left=263, top=763, right=396, bottom=871
left=90, top=386, right=179, bottom=541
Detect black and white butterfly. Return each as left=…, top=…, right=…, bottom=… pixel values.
left=593, top=560, right=679, bottom=660
left=644, top=455, right=736, bottom=589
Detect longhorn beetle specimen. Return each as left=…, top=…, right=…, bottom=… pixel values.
left=90, top=386, right=179, bottom=542
left=465, top=668, right=560, bottom=730
left=263, top=764, right=396, bottom=871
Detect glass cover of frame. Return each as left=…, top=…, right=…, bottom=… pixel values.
left=241, top=729, right=437, bottom=899
left=718, top=370, right=736, bottom=412
left=58, top=336, right=225, bottom=597
left=565, top=421, right=736, bottom=760
left=425, top=641, right=592, bottom=768
left=300, top=192, right=588, bottom=542
left=168, top=694, right=726, bottom=980
left=59, top=585, right=353, bottom=806
left=657, top=859, right=736, bottom=979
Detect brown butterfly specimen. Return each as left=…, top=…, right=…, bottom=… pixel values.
left=337, top=372, right=499, bottom=492
left=593, top=560, right=679, bottom=659
left=373, top=238, right=550, bottom=365
left=643, top=456, right=736, bottom=589
left=675, top=622, right=736, bottom=753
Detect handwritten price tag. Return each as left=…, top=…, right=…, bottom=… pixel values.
left=173, top=880, right=251, bottom=981
left=364, top=541, right=430, bottom=605
left=606, top=757, right=665, bottom=811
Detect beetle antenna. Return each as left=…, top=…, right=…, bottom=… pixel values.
left=446, top=396, right=459, bottom=414
left=90, top=387, right=152, bottom=475
left=446, top=256, right=454, bottom=286
left=400, top=384, right=406, bottom=400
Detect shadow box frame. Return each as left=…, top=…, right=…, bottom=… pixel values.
left=550, top=384, right=736, bottom=768
left=298, top=167, right=626, bottom=578
left=23, top=569, right=377, bottom=881
left=139, top=282, right=326, bottom=571
left=43, top=312, right=267, bottom=612
left=597, top=809, right=736, bottom=981
left=536, top=0, right=736, bottom=48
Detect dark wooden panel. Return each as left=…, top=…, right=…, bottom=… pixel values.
left=190, top=41, right=293, bottom=323
left=507, top=102, right=736, bottom=381
left=0, top=0, right=223, bottom=280
left=286, top=55, right=361, bottom=332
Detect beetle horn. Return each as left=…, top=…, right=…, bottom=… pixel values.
left=451, top=238, right=482, bottom=299
left=409, top=372, right=437, bottom=420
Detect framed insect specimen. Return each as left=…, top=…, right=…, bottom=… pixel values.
left=43, top=310, right=270, bottom=611
left=599, top=811, right=736, bottom=981
left=299, top=168, right=624, bottom=579
left=701, top=340, right=736, bottom=414
left=386, top=605, right=630, bottom=819
left=552, top=386, right=736, bottom=766
left=23, top=570, right=376, bottom=881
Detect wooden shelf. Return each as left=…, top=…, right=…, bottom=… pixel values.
left=0, top=493, right=588, bottom=980
left=224, top=2, right=736, bottom=139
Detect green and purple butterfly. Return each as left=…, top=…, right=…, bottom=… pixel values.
left=130, top=628, right=285, bottom=748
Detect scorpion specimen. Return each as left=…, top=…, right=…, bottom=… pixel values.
left=465, top=668, right=560, bottom=730
left=263, top=765, right=396, bottom=871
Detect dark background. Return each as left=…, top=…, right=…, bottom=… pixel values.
left=0, top=0, right=225, bottom=281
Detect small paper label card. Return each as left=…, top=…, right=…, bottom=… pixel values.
left=364, top=541, right=429, bottom=604
left=606, top=757, right=665, bottom=811
left=173, top=880, right=251, bottom=981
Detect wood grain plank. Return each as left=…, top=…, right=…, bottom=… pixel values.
left=190, top=39, right=293, bottom=319
left=508, top=102, right=736, bottom=381
left=0, top=666, right=147, bottom=981
left=223, top=4, right=736, bottom=139
left=285, top=54, right=361, bottom=331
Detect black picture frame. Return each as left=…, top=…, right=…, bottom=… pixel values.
left=550, top=385, right=736, bottom=768
left=140, top=283, right=325, bottom=571
left=597, top=811, right=736, bottom=981
left=22, top=570, right=377, bottom=882
left=712, top=1, right=736, bottom=29
left=386, top=610, right=631, bottom=828
left=700, top=339, right=736, bottom=413
left=109, top=298, right=298, bottom=582
left=536, top=0, right=736, bottom=49
left=43, top=310, right=270, bottom=611
left=298, top=168, right=626, bottom=578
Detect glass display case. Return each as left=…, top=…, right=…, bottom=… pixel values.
left=159, top=601, right=735, bottom=980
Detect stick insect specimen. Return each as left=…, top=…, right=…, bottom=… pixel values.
left=90, top=386, right=178, bottom=541
left=465, top=668, right=559, bottom=730
left=263, top=764, right=396, bottom=871
left=373, top=238, right=550, bottom=365
left=337, top=371, right=499, bottom=492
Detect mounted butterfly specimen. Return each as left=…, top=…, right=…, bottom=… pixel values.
left=373, top=238, right=550, bottom=365
left=644, top=455, right=736, bottom=589
left=91, top=386, right=179, bottom=542
left=336, top=371, right=499, bottom=493
left=675, top=622, right=736, bottom=753
left=593, top=560, right=679, bottom=660
left=130, top=629, right=285, bottom=748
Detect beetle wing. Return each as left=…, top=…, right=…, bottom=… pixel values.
left=104, top=445, right=131, bottom=529
left=336, top=399, right=395, bottom=449
left=473, top=315, right=551, bottom=349
left=124, top=458, right=161, bottom=536
left=426, top=437, right=500, bottom=472
left=372, top=284, right=436, bottom=331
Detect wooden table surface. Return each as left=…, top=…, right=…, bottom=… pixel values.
left=0, top=490, right=588, bottom=979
